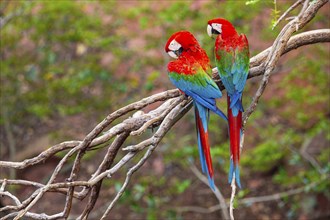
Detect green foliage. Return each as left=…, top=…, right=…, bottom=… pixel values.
left=158, top=2, right=192, bottom=25
left=170, top=179, right=191, bottom=194
left=243, top=139, right=285, bottom=172
left=245, top=0, right=262, bottom=5
left=271, top=0, right=281, bottom=28
left=145, top=71, right=161, bottom=91
left=274, top=55, right=329, bottom=128
left=2, top=1, right=111, bottom=124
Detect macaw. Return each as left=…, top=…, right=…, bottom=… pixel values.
left=165, top=31, right=227, bottom=190
left=207, top=18, right=249, bottom=188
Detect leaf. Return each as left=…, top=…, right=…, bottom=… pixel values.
left=176, top=180, right=191, bottom=193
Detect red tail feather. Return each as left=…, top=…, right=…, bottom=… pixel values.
left=196, top=113, right=213, bottom=178
left=227, top=96, right=242, bottom=166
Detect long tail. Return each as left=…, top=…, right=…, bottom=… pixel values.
left=227, top=95, right=242, bottom=188
left=194, top=102, right=215, bottom=190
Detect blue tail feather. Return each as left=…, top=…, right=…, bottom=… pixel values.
left=229, top=93, right=244, bottom=117
left=214, top=108, right=228, bottom=122
left=195, top=104, right=207, bottom=173
left=228, top=159, right=234, bottom=185
left=235, top=166, right=241, bottom=188
left=228, top=158, right=242, bottom=188
left=196, top=130, right=207, bottom=173
left=207, top=171, right=215, bottom=191
left=230, top=93, right=240, bottom=109
left=194, top=102, right=215, bottom=190
left=231, top=106, right=239, bottom=117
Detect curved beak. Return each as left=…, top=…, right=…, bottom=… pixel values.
left=167, top=47, right=183, bottom=59
left=207, top=24, right=213, bottom=37
left=167, top=51, right=178, bottom=59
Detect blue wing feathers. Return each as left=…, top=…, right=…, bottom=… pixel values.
left=169, top=77, right=222, bottom=100
left=217, top=41, right=249, bottom=115
left=170, top=73, right=227, bottom=124
left=221, top=74, right=235, bottom=94
left=235, top=76, right=247, bottom=92
left=188, top=91, right=228, bottom=121
left=232, top=68, right=241, bottom=84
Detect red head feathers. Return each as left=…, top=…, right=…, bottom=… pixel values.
left=207, top=18, right=238, bottom=39
left=164, top=31, right=199, bottom=56
left=164, top=31, right=210, bottom=71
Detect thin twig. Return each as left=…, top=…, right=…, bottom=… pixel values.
left=272, top=0, right=304, bottom=29
left=229, top=176, right=236, bottom=220
left=174, top=175, right=328, bottom=214
left=190, top=164, right=230, bottom=220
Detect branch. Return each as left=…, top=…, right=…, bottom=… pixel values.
left=243, top=0, right=328, bottom=126
left=174, top=174, right=328, bottom=214
left=239, top=174, right=328, bottom=204
left=190, top=163, right=230, bottom=220
left=0, top=2, right=27, bottom=29
left=229, top=175, right=236, bottom=220
left=101, top=97, right=190, bottom=219
left=78, top=132, right=130, bottom=219
left=271, top=0, right=304, bottom=29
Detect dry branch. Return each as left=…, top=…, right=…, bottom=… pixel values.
left=190, top=164, right=230, bottom=220
left=173, top=174, right=329, bottom=214
left=0, top=0, right=329, bottom=219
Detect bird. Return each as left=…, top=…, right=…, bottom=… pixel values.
left=165, top=31, right=227, bottom=190
left=207, top=18, right=250, bottom=188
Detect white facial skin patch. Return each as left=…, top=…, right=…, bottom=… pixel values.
left=212, top=23, right=222, bottom=34
left=168, top=39, right=181, bottom=51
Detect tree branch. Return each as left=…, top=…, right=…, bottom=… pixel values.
left=190, top=163, right=230, bottom=220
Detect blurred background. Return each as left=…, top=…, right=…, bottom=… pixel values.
left=0, top=1, right=329, bottom=219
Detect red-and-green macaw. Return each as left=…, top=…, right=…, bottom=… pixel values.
left=207, top=18, right=249, bottom=188
left=165, top=31, right=227, bottom=190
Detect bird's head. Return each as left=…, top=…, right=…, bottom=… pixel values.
left=165, top=31, right=200, bottom=59
left=207, top=18, right=237, bottom=39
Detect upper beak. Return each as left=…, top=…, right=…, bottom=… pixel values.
left=207, top=24, right=213, bottom=37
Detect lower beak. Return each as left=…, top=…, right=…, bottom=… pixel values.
left=167, top=51, right=178, bottom=59
left=174, top=47, right=183, bottom=57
